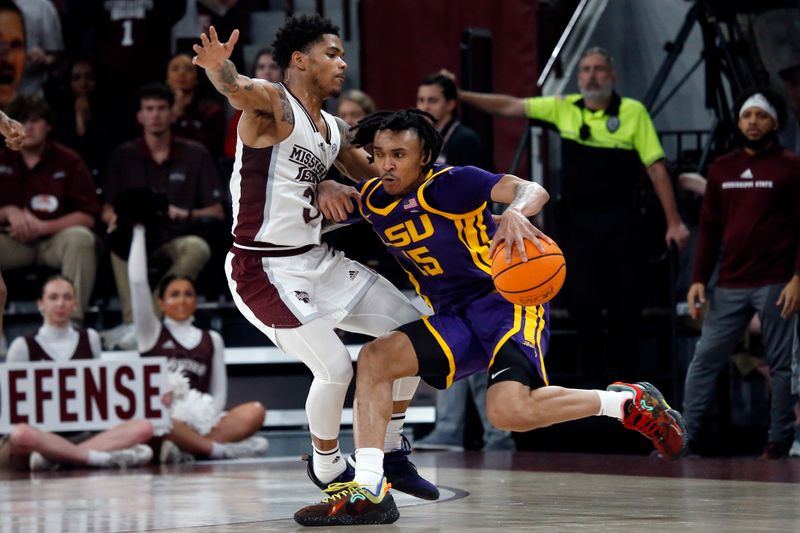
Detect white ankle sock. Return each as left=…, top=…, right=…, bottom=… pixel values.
left=353, top=447, right=384, bottom=493
left=595, top=390, right=634, bottom=420
left=86, top=450, right=112, bottom=467
left=208, top=442, right=226, bottom=459
left=313, top=444, right=346, bottom=484
left=384, top=414, right=405, bottom=452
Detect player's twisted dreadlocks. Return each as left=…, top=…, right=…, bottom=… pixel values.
left=352, top=109, right=443, bottom=173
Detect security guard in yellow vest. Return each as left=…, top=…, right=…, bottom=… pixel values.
left=447, top=47, right=690, bottom=382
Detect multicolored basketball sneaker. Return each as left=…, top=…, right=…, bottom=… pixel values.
left=607, top=381, right=687, bottom=459
left=293, top=478, right=400, bottom=526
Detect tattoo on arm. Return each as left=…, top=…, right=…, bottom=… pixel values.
left=216, top=60, right=241, bottom=94
left=335, top=117, right=352, bottom=150
left=277, top=87, right=295, bottom=125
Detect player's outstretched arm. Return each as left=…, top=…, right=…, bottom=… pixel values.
left=192, top=26, right=272, bottom=111
left=440, top=69, right=526, bottom=118
left=490, top=175, right=552, bottom=262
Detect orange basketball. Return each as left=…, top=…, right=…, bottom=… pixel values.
left=491, top=239, right=566, bottom=306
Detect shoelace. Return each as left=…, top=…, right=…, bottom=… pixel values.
left=322, top=482, right=362, bottom=503
left=629, top=413, right=663, bottom=442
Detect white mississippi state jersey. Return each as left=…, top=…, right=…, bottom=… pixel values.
left=230, top=83, right=341, bottom=249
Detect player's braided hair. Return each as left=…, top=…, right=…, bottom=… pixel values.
left=351, top=109, right=443, bottom=173
left=272, top=14, right=340, bottom=70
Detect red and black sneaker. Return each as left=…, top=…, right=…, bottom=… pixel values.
left=607, top=381, right=687, bottom=459
left=294, top=478, right=400, bottom=527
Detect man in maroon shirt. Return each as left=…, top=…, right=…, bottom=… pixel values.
left=0, top=95, right=99, bottom=321
left=101, top=82, right=224, bottom=349
left=684, top=88, right=800, bottom=459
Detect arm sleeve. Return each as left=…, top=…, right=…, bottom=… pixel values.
left=87, top=329, right=102, bottom=359
left=128, top=226, right=162, bottom=352
left=632, top=103, right=666, bottom=166
left=523, top=96, right=559, bottom=125
left=208, top=331, right=227, bottom=412
left=6, top=337, right=29, bottom=362
left=691, top=165, right=723, bottom=284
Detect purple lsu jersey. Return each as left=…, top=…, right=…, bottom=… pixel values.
left=357, top=165, right=501, bottom=313
left=356, top=165, right=551, bottom=389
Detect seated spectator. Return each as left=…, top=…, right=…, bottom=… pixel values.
left=54, top=59, right=110, bottom=184
left=337, top=89, right=375, bottom=128
left=0, top=95, right=99, bottom=322
left=223, top=47, right=283, bottom=160
left=1, top=275, right=154, bottom=471
left=166, top=52, right=226, bottom=160
left=101, top=82, right=225, bottom=349
left=129, top=225, right=267, bottom=462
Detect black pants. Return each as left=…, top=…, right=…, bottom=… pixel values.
left=558, top=206, right=644, bottom=383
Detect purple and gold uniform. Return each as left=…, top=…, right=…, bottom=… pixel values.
left=356, top=164, right=550, bottom=390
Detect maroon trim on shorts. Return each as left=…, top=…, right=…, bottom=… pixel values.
left=229, top=250, right=302, bottom=328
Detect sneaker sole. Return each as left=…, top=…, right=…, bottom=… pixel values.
left=294, top=496, right=400, bottom=526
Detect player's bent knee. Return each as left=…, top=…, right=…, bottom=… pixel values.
left=246, top=402, right=267, bottom=428
left=132, top=420, right=154, bottom=443
left=487, top=390, right=540, bottom=432
left=358, top=332, right=416, bottom=381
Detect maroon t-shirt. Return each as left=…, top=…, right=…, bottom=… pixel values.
left=103, top=137, right=223, bottom=242
left=0, top=142, right=100, bottom=221
left=141, top=326, right=214, bottom=394
left=692, top=144, right=800, bottom=288
left=25, top=329, right=94, bottom=361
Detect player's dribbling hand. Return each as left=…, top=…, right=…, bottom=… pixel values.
left=490, top=208, right=552, bottom=263
left=192, top=26, right=240, bottom=69
left=317, top=180, right=361, bottom=222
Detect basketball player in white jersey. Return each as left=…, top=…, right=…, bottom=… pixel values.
left=192, top=16, right=437, bottom=499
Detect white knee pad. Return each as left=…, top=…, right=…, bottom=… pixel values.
left=270, top=322, right=356, bottom=441
left=392, top=376, right=420, bottom=402
left=306, top=378, right=351, bottom=440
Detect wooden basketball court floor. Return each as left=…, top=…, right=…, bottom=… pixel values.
left=2, top=451, right=800, bottom=532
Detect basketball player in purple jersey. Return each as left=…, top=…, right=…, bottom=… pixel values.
left=192, top=17, right=436, bottom=498
left=294, top=110, right=688, bottom=526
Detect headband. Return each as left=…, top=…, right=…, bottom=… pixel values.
left=739, top=93, right=777, bottom=121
